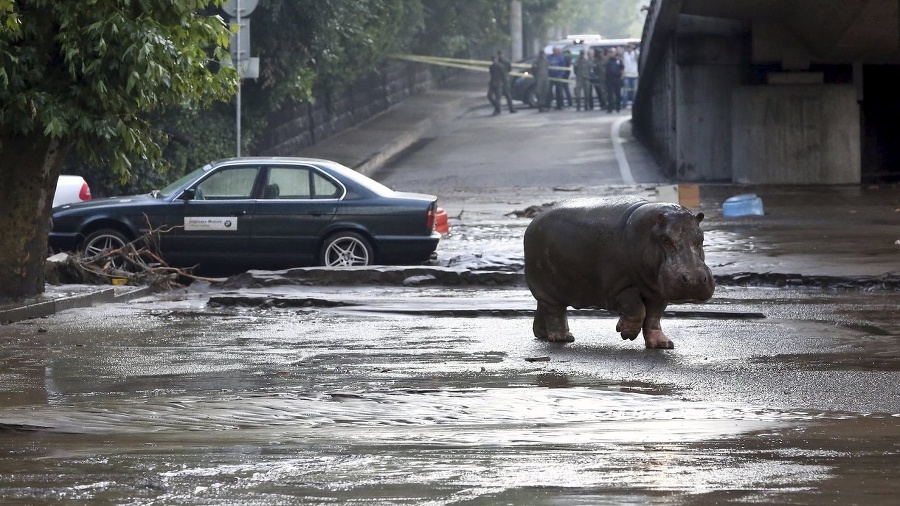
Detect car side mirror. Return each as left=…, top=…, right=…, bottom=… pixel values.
left=180, top=188, right=196, bottom=201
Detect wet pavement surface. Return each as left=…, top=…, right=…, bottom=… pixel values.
left=1, top=284, right=899, bottom=504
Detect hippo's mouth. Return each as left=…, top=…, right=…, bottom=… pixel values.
left=659, top=270, right=716, bottom=303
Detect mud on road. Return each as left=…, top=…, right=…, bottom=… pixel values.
left=1, top=282, right=898, bottom=504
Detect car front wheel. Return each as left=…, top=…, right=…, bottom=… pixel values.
left=526, top=85, right=539, bottom=108
left=81, top=229, right=130, bottom=269
left=320, top=232, right=373, bottom=267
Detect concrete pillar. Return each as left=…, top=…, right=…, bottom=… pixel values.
left=510, top=1, right=523, bottom=62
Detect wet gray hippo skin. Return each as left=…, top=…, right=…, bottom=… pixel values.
left=523, top=196, right=715, bottom=349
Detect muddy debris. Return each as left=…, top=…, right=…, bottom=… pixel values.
left=506, top=202, right=556, bottom=218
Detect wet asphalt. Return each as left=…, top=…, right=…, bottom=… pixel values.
left=1, top=72, right=899, bottom=504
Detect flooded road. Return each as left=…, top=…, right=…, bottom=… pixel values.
left=4, top=78, right=899, bottom=504
left=2, top=285, right=898, bottom=504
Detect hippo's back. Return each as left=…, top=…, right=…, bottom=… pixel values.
left=524, top=196, right=650, bottom=307
left=526, top=196, right=647, bottom=243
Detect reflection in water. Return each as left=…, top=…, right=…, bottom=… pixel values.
left=0, top=384, right=839, bottom=504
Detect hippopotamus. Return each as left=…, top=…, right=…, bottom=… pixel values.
left=523, top=196, right=715, bottom=349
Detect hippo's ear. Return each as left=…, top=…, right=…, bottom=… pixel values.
left=656, top=213, right=667, bottom=226
left=695, top=212, right=705, bottom=224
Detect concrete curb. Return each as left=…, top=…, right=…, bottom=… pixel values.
left=0, top=285, right=153, bottom=324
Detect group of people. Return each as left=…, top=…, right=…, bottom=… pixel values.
left=488, top=43, right=639, bottom=115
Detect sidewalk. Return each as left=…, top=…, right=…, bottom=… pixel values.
left=300, top=72, right=487, bottom=176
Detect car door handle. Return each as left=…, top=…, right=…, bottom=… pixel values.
left=232, top=210, right=247, bottom=216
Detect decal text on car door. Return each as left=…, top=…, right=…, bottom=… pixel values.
left=184, top=217, right=238, bottom=231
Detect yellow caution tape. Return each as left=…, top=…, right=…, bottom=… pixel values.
left=390, top=53, right=572, bottom=83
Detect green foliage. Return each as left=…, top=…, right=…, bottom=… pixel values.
left=243, top=0, right=423, bottom=109
left=550, top=0, right=645, bottom=39
left=414, top=0, right=512, bottom=59
left=522, top=0, right=562, bottom=47
left=0, top=0, right=236, bottom=181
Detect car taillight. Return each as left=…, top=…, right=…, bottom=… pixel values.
left=426, top=205, right=436, bottom=230
left=79, top=182, right=92, bottom=201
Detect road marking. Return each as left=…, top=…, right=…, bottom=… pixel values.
left=612, top=116, right=636, bottom=184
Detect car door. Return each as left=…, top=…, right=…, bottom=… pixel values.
left=162, top=165, right=260, bottom=266
left=249, top=164, right=340, bottom=266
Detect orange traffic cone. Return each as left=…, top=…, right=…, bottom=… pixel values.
left=435, top=207, right=450, bottom=235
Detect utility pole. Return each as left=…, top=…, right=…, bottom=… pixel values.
left=236, top=0, right=242, bottom=156
left=511, top=1, right=523, bottom=61
left=223, top=0, right=259, bottom=158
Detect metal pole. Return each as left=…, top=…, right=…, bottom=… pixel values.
left=510, top=1, right=523, bottom=61
left=236, top=0, right=242, bottom=157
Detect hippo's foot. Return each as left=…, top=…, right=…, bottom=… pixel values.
left=542, top=330, right=575, bottom=343
left=643, top=329, right=674, bottom=349
left=616, top=317, right=642, bottom=341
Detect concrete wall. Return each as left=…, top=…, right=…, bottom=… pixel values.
left=732, top=85, right=861, bottom=184
left=255, top=62, right=433, bottom=156
left=674, top=27, right=744, bottom=181
left=633, top=42, right=678, bottom=179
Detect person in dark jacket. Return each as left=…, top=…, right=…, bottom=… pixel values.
left=531, top=51, right=551, bottom=112
left=548, top=47, right=568, bottom=110
left=487, top=53, right=515, bottom=115
left=604, top=47, right=625, bottom=113
left=496, top=50, right=516, bottom=113
left=592, top=48, right=607, bottom=111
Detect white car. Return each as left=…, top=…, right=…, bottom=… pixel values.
left=53, top=175, right=92, bottom=208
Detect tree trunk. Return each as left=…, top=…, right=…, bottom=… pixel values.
left=0, top=131, right=70, bottom=302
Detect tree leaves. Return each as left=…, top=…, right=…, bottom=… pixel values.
left=0, top=0, right=236, bottom=178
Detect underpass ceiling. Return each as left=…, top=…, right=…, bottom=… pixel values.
left=680, top=0, right=900, bottom=62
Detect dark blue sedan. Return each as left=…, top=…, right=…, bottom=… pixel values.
left=49, top=157, right=441, bottom=271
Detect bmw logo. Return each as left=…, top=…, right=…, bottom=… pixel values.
left=224, top=220, right=233, bottom=228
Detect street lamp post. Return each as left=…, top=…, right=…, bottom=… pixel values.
left=223, top=0, right=259, bottom=157
left=236, top=0, right=242, bottom=157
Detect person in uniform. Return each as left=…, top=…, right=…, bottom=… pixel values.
left=573, top=50, right=592, bottom=111
left=531, top=51, right=551, bottom=112
left=592, top=48, right=608, bottom=111
left=604, top=47, right=625, bottom=113
left=496, top=50, right=516, bottom=113
left=488, top=53, right=515, bottom=115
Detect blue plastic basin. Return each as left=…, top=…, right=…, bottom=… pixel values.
left=722, top=194, right=764, bottom=217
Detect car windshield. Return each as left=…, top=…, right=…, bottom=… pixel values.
left=154, top=164, right=213, bottom=198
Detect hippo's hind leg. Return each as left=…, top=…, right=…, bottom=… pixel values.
left=613, top=287, right=646, bottom=341
left=534, top=301, right=575, bottom=343
left=642, top=299, right=674, bottom=349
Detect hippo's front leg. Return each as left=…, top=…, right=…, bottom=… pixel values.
left=534, top=301, right=575, bottom=342
left=642, top=298, right=673, bottom=349
left=613, top=287, right=646, bottom=341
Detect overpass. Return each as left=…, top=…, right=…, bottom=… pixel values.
left=633, top=0, right=900, bottom=184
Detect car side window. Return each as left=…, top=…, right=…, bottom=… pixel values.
left=267, top=167, right=311, bottom=199
left=196, top=167, right=259, bottom=200
left=266, top=166, right=342, bottom=200
left=312, top=171, right=341, bottom=199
